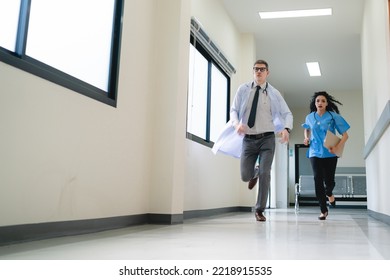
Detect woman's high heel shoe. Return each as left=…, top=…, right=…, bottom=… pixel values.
left=318, top=212, right=328, bottom=220
left=328, top=195, right=336, bottom=207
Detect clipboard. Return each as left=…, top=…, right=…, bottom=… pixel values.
left=323, top=130, right=343, bottom=157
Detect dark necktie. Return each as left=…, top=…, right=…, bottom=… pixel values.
left=247, top=86, right=260, bottom=128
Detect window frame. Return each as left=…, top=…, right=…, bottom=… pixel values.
left=0, top=0, right=124, bottom=107
left=187, top=34, right=231, bottom=148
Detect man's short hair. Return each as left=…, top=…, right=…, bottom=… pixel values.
left=253, top=59, right=268, bottom=69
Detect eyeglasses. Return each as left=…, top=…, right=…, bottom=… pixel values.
left=253, top=67, right=268, bottom=72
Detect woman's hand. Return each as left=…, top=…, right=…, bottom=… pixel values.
left=329, top=144, right=342, bottom=155
left=303, top=129, right=311, bottom=146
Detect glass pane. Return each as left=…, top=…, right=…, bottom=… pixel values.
left=0, top=0, right=21, bottom=51
left=26, top=0, right=115, bottom=91
left=187, top=45, right=208, bottom=139
left=210, top=64, right=228, bottom=142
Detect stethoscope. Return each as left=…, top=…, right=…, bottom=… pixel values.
left=252, top=82, right=268, bottom=95
left=313, top=111, right=334, bottom=127
left=253, top=82, right=268, bottom=95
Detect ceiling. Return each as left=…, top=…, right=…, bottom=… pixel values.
left=222, top=0, right=365, bottom=108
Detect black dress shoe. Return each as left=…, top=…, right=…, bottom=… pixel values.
left=255, top=211, right=266, bottom=222
left=248, top=177, right=258, bottom=190
left=318, top=212, right=328, bottom=220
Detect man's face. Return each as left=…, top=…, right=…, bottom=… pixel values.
left=253, top=64, right=269, bottom=84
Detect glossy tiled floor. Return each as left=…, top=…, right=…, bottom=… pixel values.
left=1, top=207, right=390, bottom=260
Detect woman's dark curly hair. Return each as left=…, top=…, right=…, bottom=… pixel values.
left=309, top=91, right=342, bottom=114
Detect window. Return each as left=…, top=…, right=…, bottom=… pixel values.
left=0, top=0, right=124, bottom=107
left=0, top=1, right=20, bottom=52
left=187, top=40, right=230, bottom=147
left=187, top=18, right=234, bottom=147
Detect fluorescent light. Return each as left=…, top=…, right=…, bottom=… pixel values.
left=259, top=8, right=332, bottom=19
left=306, top=62, right=322, bottom=76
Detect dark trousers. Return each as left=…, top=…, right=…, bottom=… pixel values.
left=309, top=156, right=338, bottom=213
left=241, top=134, right=275, bottom=212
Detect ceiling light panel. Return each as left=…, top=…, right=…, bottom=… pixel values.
left=306, top=62, right=322, bottom=77
left=259, top=8, right=332, bottom=19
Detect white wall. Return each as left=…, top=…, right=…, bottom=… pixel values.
left=0, top=0, right=377, bottom=230
left=361, top=0, right=390, bottom=216
left=290, top=91, right=365, bottom=167
left=287, top=89, right=366, bottom=204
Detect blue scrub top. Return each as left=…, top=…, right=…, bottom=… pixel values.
left=302, top=111, right=350, bottom=158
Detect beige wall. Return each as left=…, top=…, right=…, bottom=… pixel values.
left=0, top=0, right=191, bottom=226
left=0, top=0, right=256, bottom=228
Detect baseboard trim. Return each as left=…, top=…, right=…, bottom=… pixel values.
left=184, top=206, right=252, bottom=219
left=0, top=214, right=148, bottom=246
left=0, top=207, right=250, bottom=246
left=148, top=213, right=184, bottom=225
left=368, top=209, right=390, bottom=226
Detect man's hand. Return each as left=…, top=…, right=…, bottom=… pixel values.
left=279, top=129, right=290, bottom=144
left=235, top=123, right=247, bottom=135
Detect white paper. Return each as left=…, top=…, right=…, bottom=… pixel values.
left=212, top=122, right=244, bottom=158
